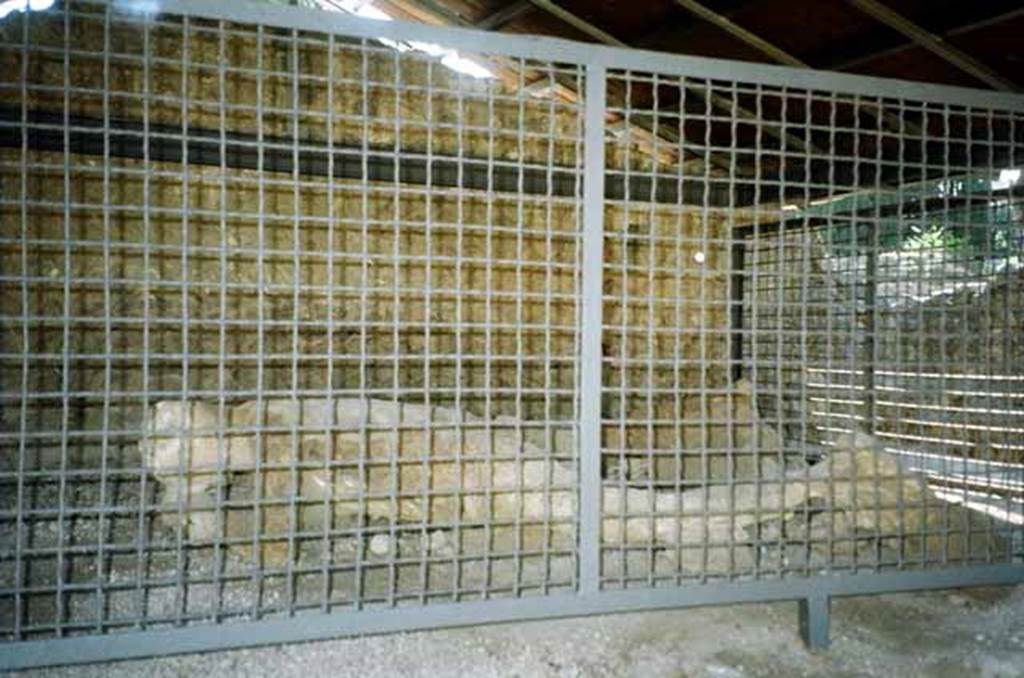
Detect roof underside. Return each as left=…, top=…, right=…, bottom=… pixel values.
left=377, top=0, right=1024, bottom=92
left=307, top=0, right=1024, bottom=207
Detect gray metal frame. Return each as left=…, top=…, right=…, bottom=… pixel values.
left=4, top=565, right=1020, bottom=668
left=1, top=0, right=1023, bottom=668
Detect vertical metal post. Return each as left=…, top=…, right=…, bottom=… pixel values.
left=579, top=62, right=607, bottom=595
left=799, top=594, right=831, bottom=650
left=730, top=240, right=746, bottom=382
left=863, top=223, right=877, bottom=433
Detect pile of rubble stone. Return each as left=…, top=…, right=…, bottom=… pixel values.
left=141, top=389, right=1006, bottom=571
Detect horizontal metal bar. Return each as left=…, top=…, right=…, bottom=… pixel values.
left=0, top=107, right=745, bottom=205
left=3, top=565, right=1021, bottom=670
left=734, top=187, right=1023, bottom=238
left=13, top=108, right=1008, bottom=207
left=143, top=0, right=1024, bottom=112
left=0, top=106, right=580, bottom=197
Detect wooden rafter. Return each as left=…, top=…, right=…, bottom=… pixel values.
left=475, top=0, right=533, bottom=29
left=671, top=0, right=925, bottom=138
left=378, top=0, right=708, bottom=172
left=834, top=6, right=1024, bottom=71
left=847, top=0, right=1018, bottom=92
left=671, top=0, right=804, bottom=67
left=525, top=0, right=626, bottom=47
left=523, top=0, right=824, bottom=157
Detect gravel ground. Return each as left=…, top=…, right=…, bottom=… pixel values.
left=14, top=584, right=1024, bottom=677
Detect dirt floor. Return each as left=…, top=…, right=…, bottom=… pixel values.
left=13, top=583, right=1024, bottom=677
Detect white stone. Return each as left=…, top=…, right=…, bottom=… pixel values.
left=140, top=400, right=1001, bottom=567
left=369, top=534, right=391, bottom=556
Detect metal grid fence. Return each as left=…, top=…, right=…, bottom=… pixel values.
left=599, top=71, right=1024, bottom=586
left=0, top=0, right=1022, bottom=668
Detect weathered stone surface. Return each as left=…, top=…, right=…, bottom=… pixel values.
left=601, top=431, right=1006, bottom=574
left=141, top=397, right=579, bottom=563
left=143, top=400, right=1006, bottom=571
left=608, top=379, right=787, bottom=485
left=799, top=432, right=1004, bottom=563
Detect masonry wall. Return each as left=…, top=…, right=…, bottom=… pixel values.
left=0, top=10, right=732, bottom=475
left=744, top=224, right=1024, bottom=463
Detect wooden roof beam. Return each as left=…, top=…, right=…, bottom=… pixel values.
left=378, top=0, right=707, bottom=171
left=847, top=0, right=1019, bottom=92
left=671, top=0, right=804, bottom=67
left=671, top=0, right=924, bottom=138
left=524, top=0, right=824, bottom=156
left=634, top=0, right=761, bottom=49
left=525, top=0, right=626, bottom=46
left=475, top=1, right=534, bottom=30
left=834, top=6, right=1024, bottom=71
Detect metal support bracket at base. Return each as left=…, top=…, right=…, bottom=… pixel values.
left=799, top=595, right=831, bottom=650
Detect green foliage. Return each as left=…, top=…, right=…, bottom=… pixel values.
left=900, top=224, right=963, bottom=253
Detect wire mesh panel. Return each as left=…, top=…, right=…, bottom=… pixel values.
left=0, top=0, right=584, bottom=640
left=600, top=70, right=1024, bottom=587
left=741, top=105, right=1024, bottom=573
left=0, top=0, right=1023, bottom=666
